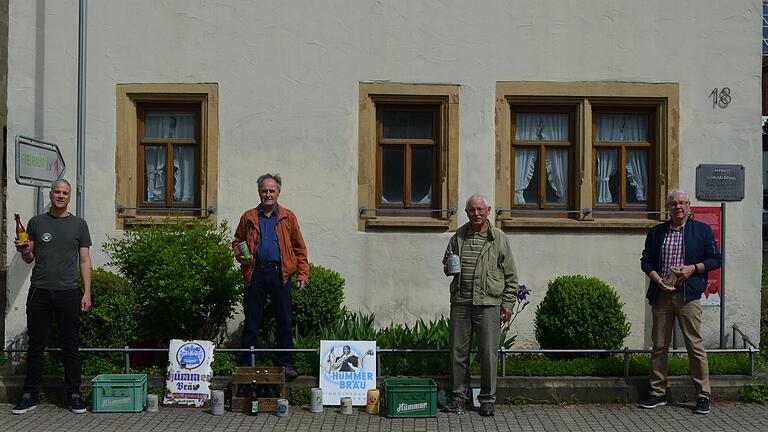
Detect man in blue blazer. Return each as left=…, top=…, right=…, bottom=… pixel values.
left=639, top=189, right=722, bottom=414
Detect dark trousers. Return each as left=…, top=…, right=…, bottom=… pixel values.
left=23, top=288, right=82, bottom=395
left=242, top=267, right=293, bottom=367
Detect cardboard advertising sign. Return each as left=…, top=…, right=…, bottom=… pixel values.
left=319, top=340, right=377, bottom=405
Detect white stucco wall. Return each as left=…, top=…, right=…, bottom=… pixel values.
left=4, top=0, right=762, bottom=349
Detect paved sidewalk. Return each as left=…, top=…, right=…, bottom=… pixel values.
left=2, top=402, right=767, bottom=431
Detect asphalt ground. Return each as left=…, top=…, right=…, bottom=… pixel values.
left=2, top=401, right=767, bottom=432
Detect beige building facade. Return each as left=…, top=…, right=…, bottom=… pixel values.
left=3, top=0, right=763, bottom=349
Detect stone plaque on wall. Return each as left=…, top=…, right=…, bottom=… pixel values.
left=695, top=164, right=744, bottom=201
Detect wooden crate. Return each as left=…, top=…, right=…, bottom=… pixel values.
left=231, top=367, right=286, bottom=413
left=232, top=396, right=278, bottom=413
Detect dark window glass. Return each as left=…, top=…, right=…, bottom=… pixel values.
left=382, top=111, right=433, bottom=139
left=381, top=146, right=404, bottom=204
left=411, top=147, right=433, bottom=205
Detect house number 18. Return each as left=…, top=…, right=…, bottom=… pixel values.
left=710, top=87, right=731, bottom=109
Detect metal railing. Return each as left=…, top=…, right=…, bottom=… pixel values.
left=3, top=343, right=759, bottom=379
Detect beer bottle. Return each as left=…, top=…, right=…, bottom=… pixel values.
left=14, top=214, right=29, bottom=246
left=249, top=380, right=259, bottom=416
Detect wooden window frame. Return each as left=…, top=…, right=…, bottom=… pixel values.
left=495, top=82, right=679, bottom=229
left=136, top=103, right=202, bottom=213
left=115, top=83, right=219, bottom=229
left=358, top=83, right=459, bottom=230
left=376, top=104, right=441, bottom=215
left=591, top=107, right=657, bottom=217
left=510, top=105, right=577, bottom=218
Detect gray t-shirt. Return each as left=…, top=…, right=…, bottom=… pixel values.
left=27, top=212, right=92, bottom=291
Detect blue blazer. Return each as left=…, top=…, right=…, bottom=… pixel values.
left=640, top=218, right=722, bottom=305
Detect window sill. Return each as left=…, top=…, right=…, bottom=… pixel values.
left=120, top=214, right=211, bottom=228
left=498, top=218, right=660, bottom=230
left=362, top=216, right=451, bottom=230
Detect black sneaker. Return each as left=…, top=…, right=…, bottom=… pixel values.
left=69, top=393, right=87, bottom=414
left=479, top=402, right=495, bottom=416
left=639, top=394, right=667, bottom=409
left=12, top=393, right=38, bottom=415
left=693, top=397, right=710, bottom=414
left=441, top=399, right=466, bottom=414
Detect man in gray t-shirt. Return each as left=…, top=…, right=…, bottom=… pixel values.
left=12, top=179, right=92, bottom=415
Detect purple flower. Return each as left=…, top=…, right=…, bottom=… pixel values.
left=517, top=284, right=531, bottom=301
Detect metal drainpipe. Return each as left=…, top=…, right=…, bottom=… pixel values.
left=76, top=0, right=87, bottom=217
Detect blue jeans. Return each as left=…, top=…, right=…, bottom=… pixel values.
left=24, top=288, right=82, bottom=395
left=242, top=267, right=293, bottom=367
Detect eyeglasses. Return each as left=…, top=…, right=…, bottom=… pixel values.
left=667, top=200, right=690, bottom=207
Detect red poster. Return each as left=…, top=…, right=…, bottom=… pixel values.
left=690, top=206, right=721, bottom=306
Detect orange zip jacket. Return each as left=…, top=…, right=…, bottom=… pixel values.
left=233, top=205, right=309, bottom=287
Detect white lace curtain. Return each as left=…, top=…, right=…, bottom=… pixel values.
left=546, top=149, right=568, bottom=204
left=595, top=114, right=648, bottom=141
left=626, top=149, right=648, bottom=202
left=514, top=149, right=537, bottom=204
left=596, top=149, right=618, bottom=204
left=595, top=114, right=649, bottom=204
left=515, top=113, right=569, bottom=204
left=144, top=112, right=196, bottom=203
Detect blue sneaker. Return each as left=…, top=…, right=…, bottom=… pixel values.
left=639, top=394, right=667, bottom=409
left=693, top=397, right=710, bottom=414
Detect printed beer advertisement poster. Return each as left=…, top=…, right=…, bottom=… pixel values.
left=164, top=339, right=215, bottom=407
left=319, top=340, right=377, bottom=405
left=691, top=206, right=722, bottom=307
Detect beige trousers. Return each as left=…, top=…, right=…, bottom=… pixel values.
left=650, top=290, right=711, bottom=399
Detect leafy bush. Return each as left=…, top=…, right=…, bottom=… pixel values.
left=81, top=355, right=123, bottom=375
left=79, top=268, right=137, bottom=352
left=741, top=383, right=768, bottom=405
left=293, top=264, right=345, bottom=336
left=501, top=352, right=749, bottom=376
left=212, top=352, right=238, bottom=376
left=761, top=263, right=768, bottom=364
left=378, top=317, right=450, bottom=375
left=103, top=219, right=242, bottom=343
left=535, top=275, right=631, bottom=355
left=288, top=387, right=311, bottom=406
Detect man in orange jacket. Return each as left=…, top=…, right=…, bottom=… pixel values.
left=234, top=173, right=309, bottom=380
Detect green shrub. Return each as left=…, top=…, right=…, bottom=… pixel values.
left=501, top=352, right=749, bottom=376
left=212, top=352, right=238, bottom=376
left=319, top=310, right=378, bottom=342
left=741, top=383, right=768, bottom=404
left=79, top=268, right=138, bottom=349
left=761, top=263, right=768, bottom=364
left=292, top=330, right=320, bottom=376
left=81, top=355, right=123, bottom=375
left=288, top=387, right=311, bottom=406
left=534, top=275, right=631, bottom=355
left=103, top=219, right=242, bottom=343
left=378, top=317, right=450, bottom=376
left=293, top=264, right=345, bottom=336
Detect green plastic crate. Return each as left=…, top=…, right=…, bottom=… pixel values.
left=91, top=374, right=147, bottom=413
left=383, top=378, right=437, bottom=418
